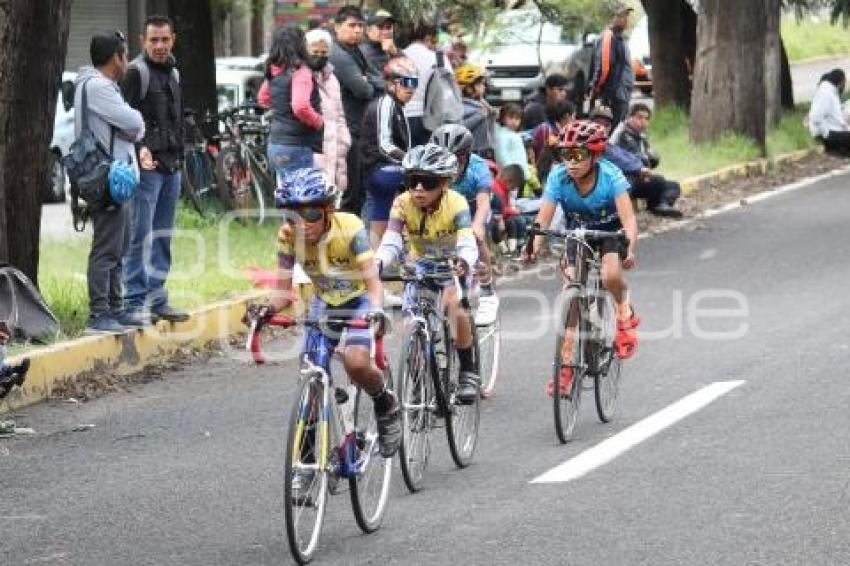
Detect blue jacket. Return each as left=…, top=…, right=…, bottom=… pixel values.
left=602, top=143, right=642, bottom=178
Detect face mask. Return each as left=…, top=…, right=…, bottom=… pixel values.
left=307, top=55, right=328, bottom=71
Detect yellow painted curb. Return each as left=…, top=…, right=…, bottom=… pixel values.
left=680, top=148, right=817, bottom=196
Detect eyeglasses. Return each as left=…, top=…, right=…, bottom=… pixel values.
left=396, top=76, right=419, bottom=89
left=407, top=175, right=443, bottom=191
left=559, top=147, right=592, bottom=163
left=286, top=206, right=325, bottom=223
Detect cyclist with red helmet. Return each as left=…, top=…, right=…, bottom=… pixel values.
left=524, top=120, right=640, bottom=397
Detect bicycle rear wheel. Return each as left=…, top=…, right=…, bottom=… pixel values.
left=397, top=325, right=433, bottom=492
left=215, top=147, right=265, bottom=225
left=284, top=378, right=329, bottom=565
left=554, top=288, right=584, bottom=444
left=594, top=292, right=622, bottom=423
left=349, top=366, right=393, bottom=532
left=444, top=317, right=480, bottom=468
left=182, top=149, right=219, bottom=217
left=477, top=311, right=501, bottom=398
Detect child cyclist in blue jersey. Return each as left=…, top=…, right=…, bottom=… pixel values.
left=254, top=168, right=401, bottom=463
left=524, top=120, right=640, bottom=398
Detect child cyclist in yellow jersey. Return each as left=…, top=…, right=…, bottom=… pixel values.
left=261, top=168, right=401, bottom=459
left=375, top=144, right=481, bottom=403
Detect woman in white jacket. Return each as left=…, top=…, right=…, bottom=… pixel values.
left=807, top=68, right=850, bottom=155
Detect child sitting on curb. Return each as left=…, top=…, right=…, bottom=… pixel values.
left=490, top=164, right=527, bottom=255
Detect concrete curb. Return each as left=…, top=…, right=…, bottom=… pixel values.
left=679, top=147, right=818, bottom=196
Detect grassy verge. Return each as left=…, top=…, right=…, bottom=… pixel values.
left=652, top=105, right=814, bottom=181
left=38, top=207, right=279, bottom=340
left=782, top=14, right=850, bottom=62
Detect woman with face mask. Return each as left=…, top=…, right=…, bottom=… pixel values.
left=262, top=25, right=324, bottom=182
left=304, top=28, right=352, bottom=192
left=808, top=68, right=850, bottom=156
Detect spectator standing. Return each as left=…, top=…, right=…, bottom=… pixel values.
left=265, top=25, right=323, bottom=183
left=403, top=22, right=448, bottom=146
left=522, top=73, right=569, bottom=130
left=456, top=63, right=498, bottom=158
left=360, top=9, right=398, bottom=72
left=807, top=68, right=850, bottom=155
left=588, top=2, right=634, bottom=126
left=120, top=15, right=188, bottom=324
left=305, top=29, right=351, bottom=191
left=330, top=6, right=384, bottom=214
left=75, top=31, right=145, bottom=333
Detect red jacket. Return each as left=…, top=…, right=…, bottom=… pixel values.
left=491, top=178, right=520, bottom=218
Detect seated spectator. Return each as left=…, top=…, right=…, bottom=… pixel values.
left=533, top=99, right=576, bottom=183
left=808, top=68, right=850, bottom=155
left=490, top=164, right=527, bottom=254
left=457, top=63, right=498, bottom=158
left=597, top=104, right=683, bottom=218
left=516, top=134, right=543, bottom=214
left=522, top=73, right=569, bottom=130
left=0, top=322, right=29, bottom=400
left=494, top=103, right=529, bottom=175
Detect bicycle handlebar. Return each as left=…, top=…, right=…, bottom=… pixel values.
left=524, top=224, right=629, bottom=258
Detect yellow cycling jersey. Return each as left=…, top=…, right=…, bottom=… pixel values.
left=387, top=190, right=474, bottom=260
left=277, top=212, right=373, bottom=306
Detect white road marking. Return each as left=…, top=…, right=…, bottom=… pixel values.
left=530, top=380, right=746, bottom=484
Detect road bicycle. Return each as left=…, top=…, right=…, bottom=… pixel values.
left=527, top=226, right=628, bottom=444
left=381, top=261, right=481, bottom=492
left=215, top=104, right=274, bottom=225
left=246, top=307, right=393, bottom=564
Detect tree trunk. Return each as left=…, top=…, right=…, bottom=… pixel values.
left=169, top=0, right=217, bottom=118
left=640, top=0, right=697, bottom=110
left=690, top=0, right=767, bottom=153
left=780, top=36, right=795, bottom=109
left=0, top=0, right=72, bottom=286
left=764, top=0, right=782, bottom=126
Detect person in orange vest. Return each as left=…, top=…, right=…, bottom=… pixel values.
left=588, top=1, right=634, bottom=126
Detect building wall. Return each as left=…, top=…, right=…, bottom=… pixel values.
left=65, top=0, right=130, bottom=71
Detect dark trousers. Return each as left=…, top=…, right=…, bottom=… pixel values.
left=340, top=135, right=364, bottom=215
left=631, top=174, right=681, bottom=210
left=407, top=116, right=432, bottom=147
left=821, top=131, right=850, bottom=155
left=88, top=204, right=130, bottom=317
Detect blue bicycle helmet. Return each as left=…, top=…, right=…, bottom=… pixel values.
left=108, top=160, right=138, bottom=204
left=274, top=167, right=338, bottom=208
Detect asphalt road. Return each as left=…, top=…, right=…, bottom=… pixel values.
left=6, top=167, right=850, bottom=564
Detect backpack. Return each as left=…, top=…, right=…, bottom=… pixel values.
left=62, top=78, right=115, bottom=232
left=422, top=50, right=464, bottom=132
left=129, top=55, right=180, bottom=100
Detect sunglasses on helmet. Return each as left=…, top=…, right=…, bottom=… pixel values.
left=396, top=76, right=419, bottom=89
left=407, top=174, right=443, bottom=191
left=285, top=206, right=325, bottom=223
left=558, top=146, right=592, bottom=164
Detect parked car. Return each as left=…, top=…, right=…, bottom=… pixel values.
left=46, top=71, right=78, bottom=204
left=629, top=15, right=652, bottom=97
left=468, top=8, right=595, bottom=108
left=216, top=67, right=264, bottom=113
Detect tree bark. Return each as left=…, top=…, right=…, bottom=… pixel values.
left=764, top=0, right=782, bottom=126
left=169, top=0, right=217, bottom=118
left=690, top=0, right=767, bottom=153
left=640, top=0, right=697, bottom=110
left=0, top=0, right=72, bottom=286
left=780, top=36, right=795, bottom=109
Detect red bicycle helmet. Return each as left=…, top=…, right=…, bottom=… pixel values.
left=559, top=120, right=608, bottom=154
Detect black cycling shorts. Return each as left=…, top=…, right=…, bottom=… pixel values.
left=564, top=237, right=626, bottom=265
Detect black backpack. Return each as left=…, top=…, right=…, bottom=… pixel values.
left=62, top=79, right=115, bottom=232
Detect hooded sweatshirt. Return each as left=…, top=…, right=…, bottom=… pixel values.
left=74, top=66, right=145, bottom=178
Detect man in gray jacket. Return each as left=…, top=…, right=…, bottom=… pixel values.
left=74, top=31, right=146, bottom=333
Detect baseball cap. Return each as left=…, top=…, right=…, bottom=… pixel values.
left=609, top=1, right=634, bottom=16
left=589, top=105, right=614, bottom=123
left=368, top=9, right=395, bottom=26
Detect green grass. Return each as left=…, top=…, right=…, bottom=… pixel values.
left=38, top=205, right=279, bottom=340
left=782, top=14, right=850, bottom=62
left=652, top=105, right=814, bottom=181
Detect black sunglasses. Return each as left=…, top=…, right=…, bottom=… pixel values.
left=396, top=76, right=419, bottom=89
left=407, top=175, right=443, bottom=191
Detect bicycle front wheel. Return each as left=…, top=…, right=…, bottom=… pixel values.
left=284, top=378, right=329, bottom=565
left=477, top=311, right=501, bottom=398
left=397, top=324, right=433, bottom=492
left=444, top=317, right=480, bottom=468
left=594, top=292, right=622, bottom=423
left=349, top=367, right=393, bottom=532
left=554, top=288, right=584, bottom=444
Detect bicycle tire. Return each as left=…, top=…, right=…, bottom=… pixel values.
left=554, top=288, right=584, bottom=444
left=444, top=316, right=481, bottom=468
left=349, top=365, right=393, bottom=532
left=594, top=292, right=622, bottom=423
left=182, top=149, right=219, bottom=217
left=397, top=325, right=433, bottom=493
left=284, top=378, right=329, bottom=565
left=477, top=311, right=501, bottom=398
left=215, top=147, right=264, bottom=225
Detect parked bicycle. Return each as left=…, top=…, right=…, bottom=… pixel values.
left=246, top=307, right=393, bottom=565
left=526, top=226, right=628, bottom=444
left=181, top=108, right=221, bottom=217
left=381, top=260, right=481, bottom=492
left=215, top=103, right=274, bottom=225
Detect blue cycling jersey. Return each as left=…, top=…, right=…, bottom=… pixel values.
left=451, top=154, right=492, bottom=215
left=543, top=159, right=630, bottom=230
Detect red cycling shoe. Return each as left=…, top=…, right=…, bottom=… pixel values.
left=546, top=367, right=574, bottom=398
left=615, top=319, right=639, bottom=359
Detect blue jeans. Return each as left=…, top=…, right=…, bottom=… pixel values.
left=364, top=166, right=405, bottom=221
left=123, top=169, right=181, bottom=311
left=267, top=143, right=314, bottom=182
